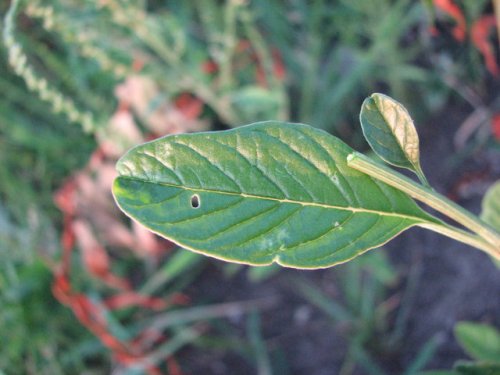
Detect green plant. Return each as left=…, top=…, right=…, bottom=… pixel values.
left=421, top=321, right=500, bottom=375
left=253, top=0, right=436, bottom=132
left=3, top=0, right=289, bottom=132
left=5, top=0, right=451, bottom=137
left=113, top=93, right=499, bottom=269
left=2, top=1, right=301, bottom=371
left=0, top=207, right=107, bottom=374
left=2, top=0, right=498, bottom=372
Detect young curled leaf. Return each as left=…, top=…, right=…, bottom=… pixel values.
left=113, top=122, right=439, bottom=269
left=360, top=93, right=429, bottom=185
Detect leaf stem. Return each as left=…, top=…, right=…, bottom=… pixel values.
left=417, top=222, right=497, bottom=257
left=414, top=164, right=431, bottom=188
left=347, top=152, right=500, bottom=259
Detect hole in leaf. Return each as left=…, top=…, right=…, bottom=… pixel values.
left=190, top=194, right=200, bottom=209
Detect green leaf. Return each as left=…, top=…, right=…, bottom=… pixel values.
left=360, top=93, right=428, bottom=184
left=481, top=181, right=500, bottom=232
left=113, top=121, right=438, bottom=269
left=481, top=181, right=500, bottom=267
left=454, top=322, right=500, bottom=362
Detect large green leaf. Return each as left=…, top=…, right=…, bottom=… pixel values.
left=360, top=93, right=428, bottom=183
left=113, top=121, right=438, bottom=269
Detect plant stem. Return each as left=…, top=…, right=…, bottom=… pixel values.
left=418, top=222, right=496, bottom=257
left=414, top=164, right=430, bottom=188
left=347, top=152, right=500, bottom=259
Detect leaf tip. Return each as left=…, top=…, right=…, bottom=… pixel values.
left=369, top=92, right=387, bottom=100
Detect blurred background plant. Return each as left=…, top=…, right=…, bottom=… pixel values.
left=1, top=0, right=499, bottom=373
left=421, top=321, right=500, bottom=374
left=425, top=0, right=500, bottom=168
left=294, top=250, right=444, bottom=375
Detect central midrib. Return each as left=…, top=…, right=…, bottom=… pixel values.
left=118, top=176, right=430, bottom=222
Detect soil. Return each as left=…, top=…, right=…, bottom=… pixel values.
left=179, top=100, right=500, bottom=375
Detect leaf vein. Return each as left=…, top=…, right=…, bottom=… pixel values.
left=235, top=206, right=304, bottom=249
left=117, top=176, right=428, bottom=222
left=172, top=141, right=243, bottom=192
left=199, top=203, right=282, bottom=241
left=283, top=212, right=355, bottom=252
